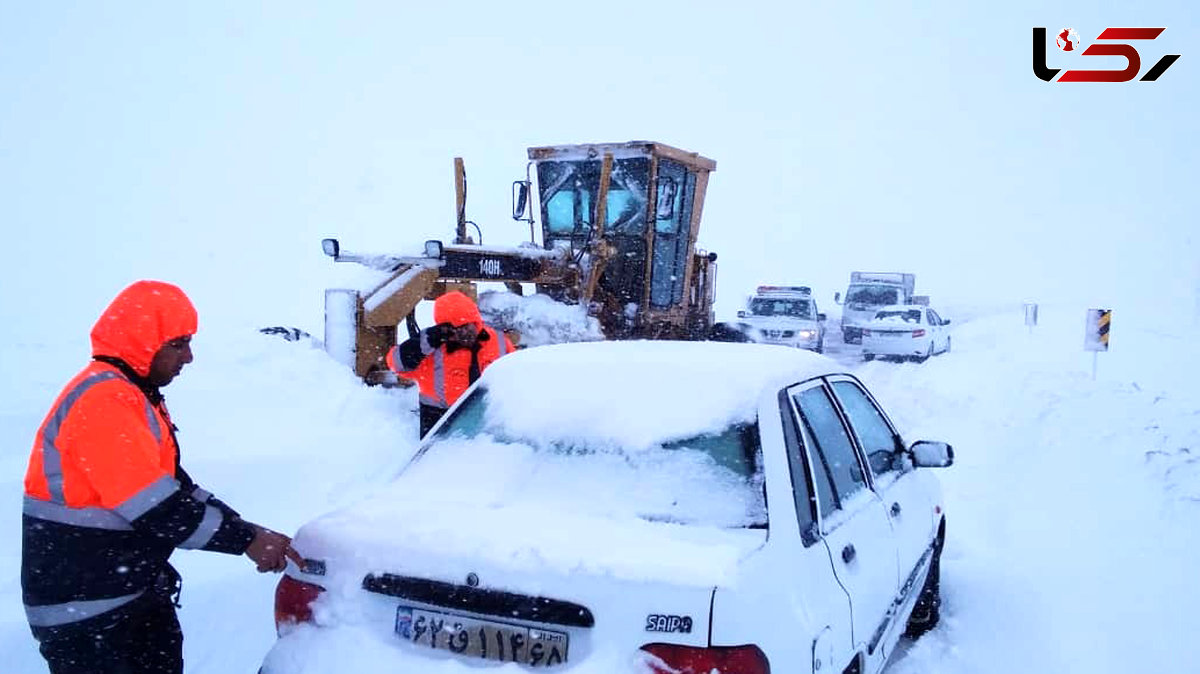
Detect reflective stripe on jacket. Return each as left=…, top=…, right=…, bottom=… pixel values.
left=22, top=361, right=254, bottom=636
left=21, top=281, right=255, bottom=639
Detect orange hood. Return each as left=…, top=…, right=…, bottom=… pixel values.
left=433, top=291, right=483, bottom=329
left=90, top=280, right=198, bottom=377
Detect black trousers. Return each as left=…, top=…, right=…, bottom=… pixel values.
left=37, top=593, right=183, bottom=674
left=419, top=402, right=447, bottom=438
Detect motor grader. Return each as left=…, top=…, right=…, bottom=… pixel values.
left=321, top=141, right=720, bottom=384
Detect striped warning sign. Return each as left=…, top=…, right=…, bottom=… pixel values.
left=1085, top=309, right=1112, bottom=351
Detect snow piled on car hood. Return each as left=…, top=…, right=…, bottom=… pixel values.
left=293, top=433, right=766, bottom=587
left=477, top=340, right=833, bottom=449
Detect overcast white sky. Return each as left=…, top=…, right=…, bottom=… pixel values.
left=1, top=1, right=1196, bottom=343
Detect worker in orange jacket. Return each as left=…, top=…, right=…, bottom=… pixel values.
left=386, top=291, right=514, bottom=437
left=21, top=280, right=302, bottom=674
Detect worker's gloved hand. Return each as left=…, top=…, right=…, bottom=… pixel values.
left=425, top=322, right=456, bottom=349
left=245, top=524, right=304, bottom=573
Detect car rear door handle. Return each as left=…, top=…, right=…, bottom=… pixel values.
left=841, top=544, right=856, bottom=564
left=890, top=502, right=902, bottom=517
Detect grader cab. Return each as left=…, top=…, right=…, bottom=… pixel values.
left=322, top=141, right=719, bottom=383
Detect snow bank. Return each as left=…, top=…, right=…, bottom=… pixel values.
left=477, top=290, right=604, bottom=347
left=862, top=305, right=1200, bottom=674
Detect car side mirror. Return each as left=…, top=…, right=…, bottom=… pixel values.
left=833, top=292, right=842, bottom=305
left=817, top=313, right=827, bottom=322
left=737, top=310, right=747, bottom=318
left=911, top=441, right=954, bottom=467
left=943, top=318, right=951, bottom=325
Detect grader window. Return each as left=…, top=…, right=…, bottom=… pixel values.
left=544, top=181, right=591, bottom=237
left=650, top=161, right=698, bottom=308
left=538, top=158, right=651, bottom=241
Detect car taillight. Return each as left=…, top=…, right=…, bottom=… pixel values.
left=274, top=575, right=324, bottom=633
left=912, top=329, right=925, bottom=338
left=641, top=643, right=770, bottom=674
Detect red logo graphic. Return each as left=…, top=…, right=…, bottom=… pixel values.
left=1033, top=27, right=1180, bottom=82
left=1056, top=28, right=1081, bottom=51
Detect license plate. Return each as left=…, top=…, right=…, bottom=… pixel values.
left=396, top=605, right=569, bottom=667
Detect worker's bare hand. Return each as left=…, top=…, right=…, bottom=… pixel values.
left=246, top=526, right=303, bottom=573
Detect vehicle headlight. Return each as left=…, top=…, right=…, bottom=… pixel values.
left=798, top=330, right=817, bottom=339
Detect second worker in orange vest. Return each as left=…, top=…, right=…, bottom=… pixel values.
left=386, top=292, right=514, bottom=438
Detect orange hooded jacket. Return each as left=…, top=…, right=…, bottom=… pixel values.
left=22, top=280, right=255, bottom=638
left=26, top=281, right=198, bottom=509
left=386, top=291, right=513, bottom=409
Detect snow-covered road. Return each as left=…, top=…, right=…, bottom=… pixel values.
left=2, top=304, right=1196, bottom=673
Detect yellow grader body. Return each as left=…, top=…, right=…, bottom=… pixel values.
left=322, top=141, right=719, bottom=383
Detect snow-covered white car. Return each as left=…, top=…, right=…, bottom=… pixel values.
left=261, top=341, right=952, bottom=674
left=861, top=306, right=952, bottom=363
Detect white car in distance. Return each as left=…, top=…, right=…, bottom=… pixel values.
left=262, top=341, right=953, bottom=674
left=862, top=306, right=951, bottom=362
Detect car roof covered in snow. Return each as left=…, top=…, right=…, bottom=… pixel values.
left=469, top=340, right=840, bottom=448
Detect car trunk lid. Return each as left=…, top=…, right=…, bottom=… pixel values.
left=291, top=502, right=765, bottom=667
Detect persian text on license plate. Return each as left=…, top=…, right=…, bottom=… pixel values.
left=395, top=605, right=569, bottom=667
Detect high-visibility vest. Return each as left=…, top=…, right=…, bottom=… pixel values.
left=388, top=325, right=511, bottom=408
left=25, top=361, right=181, bottom=513
left=21, top=280, right=254, bottom=638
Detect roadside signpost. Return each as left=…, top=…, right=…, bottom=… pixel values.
left=1084, top=308, right=1112, bottom=380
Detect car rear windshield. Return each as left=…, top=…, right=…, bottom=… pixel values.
left=424, top=390, right=768, bottom=529
left=874, top=309, right=922, bottom=323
